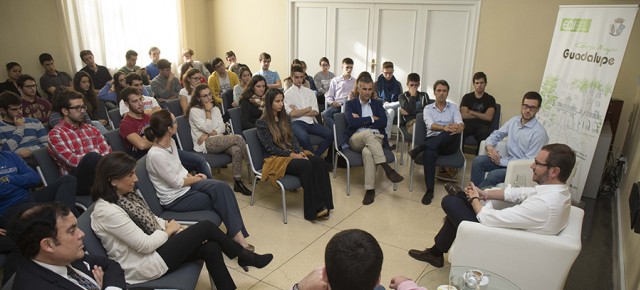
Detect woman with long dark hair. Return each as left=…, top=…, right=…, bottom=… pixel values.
left=91, top=152, right=272, bottom=289
left=256, top=88, right=334, bottom=221
left=74, top=71, right=108, bottom=126
left=239, top=75, right=266, bottom=130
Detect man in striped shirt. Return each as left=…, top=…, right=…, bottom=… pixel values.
left=0, top=91, right=48, bottom=160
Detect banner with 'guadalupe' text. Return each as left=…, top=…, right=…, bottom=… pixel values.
left=537, top=5, right=637, bottom=202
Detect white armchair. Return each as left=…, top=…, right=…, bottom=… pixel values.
left=448, top=205, right=584, bottom=290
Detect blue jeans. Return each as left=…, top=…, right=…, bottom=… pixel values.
left=178, top=150, right=212, bottom=179
left=471, top=155, right=506, bottom=188
left=321, top=106, right=341, bottom=130
left=291, top=121, right=333, bottom=156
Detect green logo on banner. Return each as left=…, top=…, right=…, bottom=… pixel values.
left=561, top=18, right=591, bottom=32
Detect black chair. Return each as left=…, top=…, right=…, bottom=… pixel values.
left=243, top=128, right=302, bottom=224
left=174, top=116, right=233, bottom=170
left=135, top=155, right=222, bottom=225
left=107, top=108, right=122, bottom=129
left=77, top=204, right=206, bottom=290
left=166, top=98, right=183, bottom=117
left=104, top=129, right=126, bottom=152
left=409, top=113, right=466, bottom=191
left=332, top=113, right=398, bottom=196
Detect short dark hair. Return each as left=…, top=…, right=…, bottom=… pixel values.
left=225, top=51, right=236, bottom=59
left=79, top=50, right=93, bottom=61
left=39, top=53, right=53, bottom=65
left=144, top=110, right=173, bottom=142
left=382, top=61, right=394, bottom=69
left=0, top=91, right=22, bottom=110
left=542, top=143, right=576, bottom=183
left=325, top=229, right=383, bottom=290
left=319, top=57, right=330, bottom=66
left=8, top=202, right=72, bottom=259
left=211, top=57, right=224, bottom=68
left=16, top=74, right=36, bottom=88
left=290, top=65, right=304, bottom=76
left=522, top=91, right=543, bottom=108
left=156, top=59, right=171, bottom=70
left=92, top=152, right=137, bottom=203
left=6, top=62, right=20, bottom=71
left=119, top=87, right=140, bottom=104
left=342, top=57, right=354, bottom=65
left=259, top=52, right=271, bottom=61
left=55, top=90, right=83, bottom=113
left=407, top=73, right=420, bottom=83
left=433, top=79, right=450, bottom=91
left=125, top=72, right=143, bottom=86
left=125, top=50, right=138, bottom=60
left=473, top=71, right=487, bottom=83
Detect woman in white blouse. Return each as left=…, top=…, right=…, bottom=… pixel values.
left=91, top=152, right=272, bottom=289
left=187, top=84, right=251, bottom=195
left=179, top=68, right=205, bottom=113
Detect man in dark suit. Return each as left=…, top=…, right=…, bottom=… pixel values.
left=341, top=74, right=404, bottom=205
left=8, top=202, right=125, bottom=289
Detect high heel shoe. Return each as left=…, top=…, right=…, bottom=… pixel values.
left=234, top=180, right=252, bottom=196
left=237, top=249, right=273, bottom=272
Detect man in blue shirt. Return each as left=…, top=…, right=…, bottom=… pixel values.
left=254, top=52, right=282, bottom=89
left=471, top=91, right=549, bottom=188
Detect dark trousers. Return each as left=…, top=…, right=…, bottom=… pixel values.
left=0, top=236, right=20, bottom=285
left=463, top=119, right=492, bottom=145
left=157, top=220, right=242, bottom=290
left=72, top=152, right=102, bottom=196
left=285, top=156, right=334, bottom=220
left=178, top=150, right=212, bottom=179
left=433, top=194, right=479, bottom=253
left=422, top=132, right=460, bottom=190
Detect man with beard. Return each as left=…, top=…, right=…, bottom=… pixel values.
left=48, top=90, right=111, bottom=195
left=409, top=143, right=576, bottom=268
left=470, top=91, right=548, bottom=189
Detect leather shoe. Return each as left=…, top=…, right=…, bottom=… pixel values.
left=409, top=144, right=426, bottom=161
left=234, top=180, right=252, bottom=196
left=421, top=189, right=434, bottom=205
left=408, top=248, right=444, bottom=268
left=386, top=169, right=404, bottom=183
left=444, top=182, right=464, bottom=196
left=363, top=189, right=376, bottom=205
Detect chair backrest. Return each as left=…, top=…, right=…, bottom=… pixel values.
left=243, top=128, right=265, bottom=172
left=221, top=89, right=233, bottom=114
left=228, top=108, right=242, bottom=135
left=333, top=112, right=347, bottom=150
left=108, top=109, right=122, bottom=129
left=77, top=204, right=109, bottom=257
left=412, top=113, right=427, bottom=148
left=134, top=155, right=165, bottom=216
left=104, top=129, right=126, bottom=152
left=478, top=139, right=508, bottom=156
left=491, top=103, right=501, bottom=131
left=31, top=147, right=61, bottom=186
left=175, top=116, right=194, bottom=151
left=167, top=98, right=183, bottom=117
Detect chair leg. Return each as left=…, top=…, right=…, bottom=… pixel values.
left=393, top=159, right=398, bottom=191
left=278, top=183, right=288, bottom=224
left=250, top=176, right=259, bottom=206
left=409, top=162, right=414, bottom=192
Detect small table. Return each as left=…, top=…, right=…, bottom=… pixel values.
left=418, top=266, right=520, bottom=290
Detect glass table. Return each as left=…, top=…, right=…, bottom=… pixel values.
left=418, top=266, right=520, bottom=290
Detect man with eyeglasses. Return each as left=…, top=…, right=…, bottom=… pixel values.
left=17, top=74, right=52, bottom=124
left=470, top=91, right=549, bottom=189
left=48, top=90, right=111, bottom=196
left=409, top=143, right=575, bottom=268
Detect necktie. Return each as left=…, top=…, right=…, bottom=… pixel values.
left=66, top=266, right=100, bottom=290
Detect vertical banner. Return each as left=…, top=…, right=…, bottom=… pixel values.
left=537, top=5, right=637, bottom=202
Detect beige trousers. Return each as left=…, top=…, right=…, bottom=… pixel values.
left=348, top=130, right=386, bottom=190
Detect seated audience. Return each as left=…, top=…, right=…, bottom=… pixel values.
left=90, top=152, right=272, bottom=288
left=375, top=61, right=403, bottom=138
left=179, top=68, right=205, bottom=113
left=471, top=91, right=548, bottom=189
left=150, top=59, right=182, bottom=107
left=79, top=50, right=112, bottom=90
left=73, top=71, right=109, bottom=127
left=282, top=60, right=310, bottom=92
left=254, top=52, right=282, bottom=89
left=257, top=88, right=334, bottom=221
left=341, top=73, right=403, bottom=205
left=145, top=47, right=161, bottom=80
left=119, top=50, right=150, bottom=85
left=0, top=91, right=48, bottom=159
left=178, top=48, right=211, bottom=80
left=38, top=53, right=73, bottom=100
left=143, top=109, right=253, bottom=249
left=460, top=72, right=496, bottom=149
left=119, top=72, right=160, bottom=116
left=294, top=229, right=426, bottom=290
left=0, top=62, right=23, bottom=96
left=299, top=60, right=317, bottom=92
left=232, top=66, right=252, bottom=108
left=284, top=65, right=333, bottom=157
left=409, top=80, right=463, bottom=205
left=313, top=57, right=335, bottom=99
left=226, top=50, right=246, bottom=76
left=398, top=73, right=431, bottom=137
left=18, top=74, right=52, bottom=124
left=187, top=84, right=252, bottom=195
left=409, top=144, right=576, bottom=268
left=239, top=75, right=267, bottom=130
left=322, top=57, right=355, bottom=130
left=178, top=62, right=194, bottom=87
left=47, top=88, right=108, bottom=134
left=8, top=202, right=126, bottom=289
left=98, top=71, right=126, bottom=106
left=208, top=57, right=239, bottom=105
left=48, top=90, right=111, bottom=195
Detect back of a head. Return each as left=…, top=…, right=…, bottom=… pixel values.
left=325, top=229, right=383, bottom=290
left=9, top=202, right=71, bottom=259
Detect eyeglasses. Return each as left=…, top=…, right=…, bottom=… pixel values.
left=534, top=159, right=549, bottom=167
left=521, top=104, right=539, bottom=111
left=68, top=105, right=87, bottom=112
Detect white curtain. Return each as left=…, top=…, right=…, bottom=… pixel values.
left=57, top=0, right=183, bottom=73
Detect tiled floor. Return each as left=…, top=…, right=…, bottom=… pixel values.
left=194, top=150, right=472, bottom=289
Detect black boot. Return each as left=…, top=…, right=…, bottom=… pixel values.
left=234, top=180, right=252, bottom=196
left=237, top=249, right=273, bottom=272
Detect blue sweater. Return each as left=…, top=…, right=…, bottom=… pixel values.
left=0, top=152, right=41, bottom=216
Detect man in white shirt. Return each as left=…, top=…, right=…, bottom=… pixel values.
left=409, top=143, right=575, bottom=268
left=118, top=73, right=161, bottom=116
left=9, top=202, right=126, bottom=289
left=322, top=58, right=355, bottom=130
left=285, top=66, right=333, bottom=157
